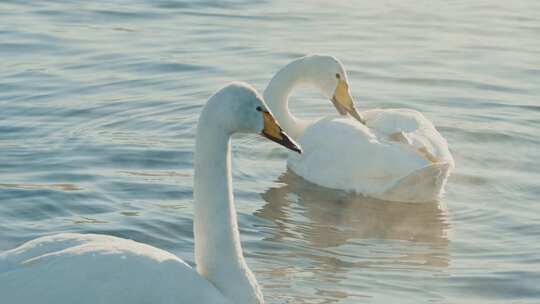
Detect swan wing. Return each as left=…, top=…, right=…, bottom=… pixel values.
left=363, top=108, right=454, bottom=166
left=288, top=116, right=428, bottom=193
left=288, top=114, right=452, bottom=201
left=0, top=233, right=229, bottom=304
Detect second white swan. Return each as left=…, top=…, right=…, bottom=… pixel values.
left=264, top=55, right=454, bottom=202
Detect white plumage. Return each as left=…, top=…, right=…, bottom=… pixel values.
left=0, top=233, right=227, bottom=304
left=265, top=55, right=454, bottom=202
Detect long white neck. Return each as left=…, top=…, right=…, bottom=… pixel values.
left=193, top=113, right=262, bottom=303
left=264, top=59, right=312, bottom=140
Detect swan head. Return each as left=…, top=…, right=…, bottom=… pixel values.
left=205, top=82, right=302, bottom=153
left=303, top=55, right=366, bottom=124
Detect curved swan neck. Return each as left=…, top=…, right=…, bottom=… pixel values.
left=264, top=59, right=311, bottom=140
left=193, top=111, right=261, bottom=303
left=194, top=125, right=240, bottom=268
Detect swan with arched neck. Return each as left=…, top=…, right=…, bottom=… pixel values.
left=264, top=55, right=454, bottom=202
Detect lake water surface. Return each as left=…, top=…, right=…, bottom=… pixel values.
left=1, top=1, right=540, bottom=303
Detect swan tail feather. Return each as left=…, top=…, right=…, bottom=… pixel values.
left=381, top=162, right=452, bottom=202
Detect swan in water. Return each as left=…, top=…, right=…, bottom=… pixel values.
left=264, top=55, right=454, bottom=202
left=0, top=83, right=301, bottom=304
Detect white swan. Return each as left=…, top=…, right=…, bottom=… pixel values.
left=0, top=83, right=301, bottom=304
left=264, top=55, right=454, bottom=202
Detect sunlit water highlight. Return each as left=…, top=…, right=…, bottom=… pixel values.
left=1, top=1, right=539, bottom=303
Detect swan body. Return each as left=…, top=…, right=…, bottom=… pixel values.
left=0, top=233, right=227, bottom=304
left=0, top=83, right=301, bottom=304
left=265, top=55, right=454, bottom=202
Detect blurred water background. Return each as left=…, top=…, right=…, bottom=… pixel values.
left=1, top=1, right=539, bottom=303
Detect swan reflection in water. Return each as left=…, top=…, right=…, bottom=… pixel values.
left=254, top=170, right=450, bottom=302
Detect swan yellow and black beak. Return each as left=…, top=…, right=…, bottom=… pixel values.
left=331, top=76, right=366, bottom=125
left=259, top=108, right=302, bottom=154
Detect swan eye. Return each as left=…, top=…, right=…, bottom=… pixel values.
left=335, top=73, right=340, bottom=79
left=256, top=106, right=263, bottom=112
